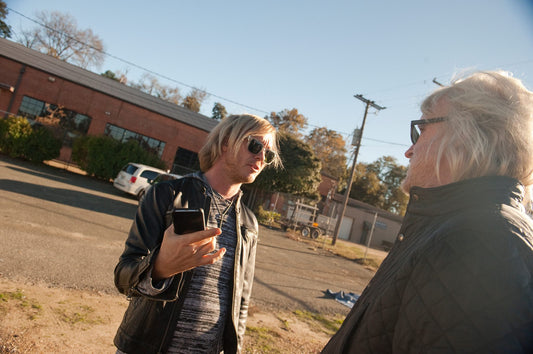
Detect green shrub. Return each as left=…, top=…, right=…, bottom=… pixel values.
left=24, top=126, right=62, bottom=162
left=0, top=118, right=7, bottom=148
left=255, top=205, right=281, bottom=225
left=71, top=135, right=90, bottom=170
left=89, top=136, right=123, bottom=179
left=72, top=135, right=166, bottom=180
left=0, top=117, right=61, bottom=162
left=0, top=116, right=32, bottom=157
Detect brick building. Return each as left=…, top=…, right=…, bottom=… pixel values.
left=0, top=38, right=216, bottom=174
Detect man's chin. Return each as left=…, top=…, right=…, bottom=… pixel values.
left=242, top=173, right=259, bottom=185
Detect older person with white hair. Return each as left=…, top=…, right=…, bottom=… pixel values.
left=323, top=71, right=533, bottom=353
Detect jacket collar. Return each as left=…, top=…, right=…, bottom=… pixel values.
left=190, top=171, right=243, bottom=213
left=406, top=175, right=525, bottom=216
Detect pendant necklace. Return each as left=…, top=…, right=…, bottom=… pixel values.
left=210, top=189, right=234, bottom=229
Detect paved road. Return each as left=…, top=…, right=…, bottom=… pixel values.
left=0, top=155, right=375, bottom=315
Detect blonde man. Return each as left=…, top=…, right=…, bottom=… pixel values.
left=114, top=114, right=280, bottom=354
left=323, top=71, right=533, bottom=353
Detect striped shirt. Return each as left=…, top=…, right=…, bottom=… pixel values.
left=166, top=185, right=237, bottom=353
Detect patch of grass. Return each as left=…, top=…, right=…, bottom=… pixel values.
left=246, top=326, right=281, bottom=339
left=0, top=289, right=42, bottom=320
left=276, top=315, right=291, bottom=331
left=353, top=257, right=382, bottom=270
left=245, top=326, right=281, bottom=353
left=293, top=310, right=344, bottom=335
left=53, top=304, right=105, bottom=325
left=323, top=238, right=365, bottom=259
left=0, top=290, right=22, bottom=303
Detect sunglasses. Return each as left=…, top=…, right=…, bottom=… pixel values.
left=247, top=136, right=276, bottom=164
left=410, top=117, right=448, bottom=144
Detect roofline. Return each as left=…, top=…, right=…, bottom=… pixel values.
left=332, top=193, right=403, bottom=221
left=0, top=38, right=218, bottom=133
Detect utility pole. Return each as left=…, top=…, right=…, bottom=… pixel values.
left=432, top=77, right=444, bottom=87
left=331, top=94, right=386, bottom=246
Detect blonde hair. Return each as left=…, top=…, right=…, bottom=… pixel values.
left=198, top=114, right=281, bottom=171
left=421, top=70, right=533, bottom=187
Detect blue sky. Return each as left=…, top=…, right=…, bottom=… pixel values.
left=5, top=0, right=533, bottom=166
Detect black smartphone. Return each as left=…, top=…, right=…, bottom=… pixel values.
left=172, top=208, right=205, bottom=234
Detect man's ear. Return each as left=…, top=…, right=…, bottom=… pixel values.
left=221, top=137, right=229, bottom=152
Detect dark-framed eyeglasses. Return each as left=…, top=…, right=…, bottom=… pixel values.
left=246, top=136, right=276, bottom=164
left=410, top=117, right=448, bottom=144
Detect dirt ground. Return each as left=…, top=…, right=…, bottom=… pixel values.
left=0, top=278, right=126, bottom=353
left=0, top=268, right=353, bottom=354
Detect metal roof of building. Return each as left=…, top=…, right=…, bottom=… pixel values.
left=332, top=193, right=404, bottom=221
left=0, top=38, right=218, bottom=132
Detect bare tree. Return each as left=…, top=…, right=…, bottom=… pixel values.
left=131, top=73, right=160, bottom=95
left=131, top=73, right=182, bottom=105
left=158, top=85, right=182, bottom=105
left=19, top=11, right=105, bottom=69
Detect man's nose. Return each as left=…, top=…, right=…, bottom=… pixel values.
left=259, top=150, right=267, bottom=163
left=253, top=149, right=265, bottom=163
left=405, top=145, right=414, bottom=158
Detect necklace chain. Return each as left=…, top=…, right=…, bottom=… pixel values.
left=209, top=188, right=234, bottom=229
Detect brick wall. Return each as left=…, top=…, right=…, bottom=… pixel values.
left=0, top=56, right=209, bottom=170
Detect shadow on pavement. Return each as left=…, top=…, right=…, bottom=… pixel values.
left=0, top=179, right=137, bottom=220
left=4, top=163, right=120, bottom=194
left=253, top=276, right=317, bottom=313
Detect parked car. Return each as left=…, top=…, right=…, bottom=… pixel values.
left=113, top=163, right=166, bottom=200
left=137, top=172, right=183, bottom=203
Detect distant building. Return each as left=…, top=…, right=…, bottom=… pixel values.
left=264, top=171, right=403, bottom=250
left=0, top=38, right=216, bottom=174
left=330, top=193, right=403, bottom=249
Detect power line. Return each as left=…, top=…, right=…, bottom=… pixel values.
left=364, top=136, right=408, bottom=146
left=7, top=7, right=409, bottom=148
left=7, top=7, right=271, bottom=115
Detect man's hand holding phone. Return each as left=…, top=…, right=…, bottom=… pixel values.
left=152, top=208, right=226, bottom=281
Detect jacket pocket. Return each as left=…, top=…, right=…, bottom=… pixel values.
left=116, top=296, right=173, bottom=352
left=241, top=226, right=257, bottom=243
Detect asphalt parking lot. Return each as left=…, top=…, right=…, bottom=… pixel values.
left=0, top=155, right=376, bottom=315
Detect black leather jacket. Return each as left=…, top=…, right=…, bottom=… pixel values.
left=114, top=174, right=259, bottom=354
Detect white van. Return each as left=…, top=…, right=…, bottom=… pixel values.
left=113, top=163, right=166, bottom=199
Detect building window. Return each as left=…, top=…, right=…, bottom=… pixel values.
left=375, top=221, right=387, bottom=230
left=173, top=147, right=200, bottom=175
left=63, top=112, right=91, bottom=146
left=18, top=96, right=45, bottom=119
left=104, top=123, right=165, bottom=158
left=17, top=96, right=92, bottom=147
left=104, top=124, right=125, bottom=141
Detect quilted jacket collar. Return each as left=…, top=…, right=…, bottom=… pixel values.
left=406, top=175, right=525, bottom=216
